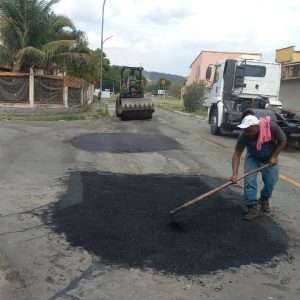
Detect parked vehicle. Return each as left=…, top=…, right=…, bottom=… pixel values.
left=205, top=59, right=300, bottom=140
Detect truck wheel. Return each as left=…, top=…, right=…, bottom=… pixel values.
left=210, top=109, right=221, bottom=135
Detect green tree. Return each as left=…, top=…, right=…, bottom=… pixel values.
left=144, top=81, right=159, bottom=94
left=65, top=48, right=112, bottom=84
left=103, top=66, right=148, bottom=94
left=159, top=78, right=171, bottom=90
left=169, top=84, right=182, bottom=99
left=0, top=0, right=90, bottom=74
left=145, top=78, right=171, bottom=94
left=103, top=65, right=121, bottom=92
left=183, top=83, right=207, bottom=112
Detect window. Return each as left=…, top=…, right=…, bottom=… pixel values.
left=206, top=67, right=212, bottom=81
left=243, top=65, right=266, bottom=77
left=213, top=66, right=220, bottom=83
left=234, top=64, right=266, bottom=88
left=291, top=65, right=300, bottom=78
left=234, top=66, right=245, bottom=88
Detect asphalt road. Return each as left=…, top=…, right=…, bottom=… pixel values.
left=0, top=107, right=300, bottom=300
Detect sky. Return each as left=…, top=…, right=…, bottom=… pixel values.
left=54, top=0, right=300, bottom=76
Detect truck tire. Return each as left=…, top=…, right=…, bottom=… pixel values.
left=210, top=108, right=221, bottom=135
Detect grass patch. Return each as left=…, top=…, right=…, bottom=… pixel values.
left=153, top=96, right=207, bottom=119
left=189, top=110, right=208, bottom=118
left=153, top=96, right=184, bottom=111
left=0, top=102, right=109, bottom=122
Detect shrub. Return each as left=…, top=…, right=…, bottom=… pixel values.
left=183, top=83, right=207, bottom=112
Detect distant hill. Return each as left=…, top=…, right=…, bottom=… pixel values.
left=143, top=70, right=185, bottom=85
left=110, top=65, right=186, bottom=85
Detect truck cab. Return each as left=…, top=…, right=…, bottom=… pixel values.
left=206, top=59, right=282, bottom=134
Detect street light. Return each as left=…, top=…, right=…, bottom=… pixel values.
left=104, top=35, right=113, bottom=44
left=100, top=0, right=107, bottom=99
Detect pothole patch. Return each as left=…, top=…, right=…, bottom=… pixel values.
left=70, top=133, right=180, bottom=153
left=42, top=172, right=288, bottom=276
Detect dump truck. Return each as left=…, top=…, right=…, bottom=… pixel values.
left=115, top=66, right=154, bottom=120
left=205, top=59, right=300, bottom=140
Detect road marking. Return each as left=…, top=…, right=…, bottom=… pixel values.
left=279, top=175, right=300, bottom=188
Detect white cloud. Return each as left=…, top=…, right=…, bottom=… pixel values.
left=54, top=0, right=300, bottom=75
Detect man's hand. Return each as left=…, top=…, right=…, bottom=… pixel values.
left=268, top=156, right=278, bottom=166
left=230, top=174, right=239, bottom=183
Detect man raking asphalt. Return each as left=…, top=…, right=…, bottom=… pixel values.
left=170, top=112, right=287, bottom=223
left=169, top=164, right=270, bottom=215
left=231, top=113, right=287, bottom=221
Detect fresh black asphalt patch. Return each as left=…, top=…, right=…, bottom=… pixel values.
left=42, top=172, right=288, bottom=276
left=70, top=133, right=180, bottom=153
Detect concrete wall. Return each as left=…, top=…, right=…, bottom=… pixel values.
left=276, top=46, right=295, bottom=63
left=276, top=46, right=300, bottom=64
left=293, top=52, right=300, bottom=62
left=279, top=79, right=300, bottom=111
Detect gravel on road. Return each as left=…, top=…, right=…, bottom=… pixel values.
left=42, top=171, right=288, bottom=277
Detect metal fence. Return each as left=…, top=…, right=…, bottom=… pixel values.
left=35, top=76, right=63, bottom=104
left=0, top=71, right=94, bottom=107
left=68, top=87, right=82, bottom=106
left=0, top=74, right=29, bottom=102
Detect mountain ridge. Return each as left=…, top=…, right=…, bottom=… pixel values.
left=143, top=70, right=185, bottom=84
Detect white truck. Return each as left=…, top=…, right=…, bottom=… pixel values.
left=206, top=59, right=300, bottom=139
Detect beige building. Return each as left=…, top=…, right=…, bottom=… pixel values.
left=185, top=50, right=262, bottom=88
left=276, top=46, right=300, bottom=111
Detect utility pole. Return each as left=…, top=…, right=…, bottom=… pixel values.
left=100, top=0, right=107, bottom=100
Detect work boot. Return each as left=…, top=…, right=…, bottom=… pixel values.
left=244, top=205, right=260, bottom=221
left=260, top=199, right=271, bottom=213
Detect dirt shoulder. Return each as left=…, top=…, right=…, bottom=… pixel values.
left=0, top=102, right=108, bottom=122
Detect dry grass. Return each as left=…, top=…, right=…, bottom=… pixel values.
left=0, top=102, right=109, bottom=122
left=153, top=96, right=208, bottom=119
left=153, top=96, right=184, bottom=111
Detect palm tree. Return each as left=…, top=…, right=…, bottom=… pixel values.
left=0, top=0, right=90, bottom=73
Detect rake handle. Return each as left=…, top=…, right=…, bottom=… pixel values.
left=169, top=164, right=270, bottom=216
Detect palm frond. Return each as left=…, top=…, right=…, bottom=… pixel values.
left=0, top=1, right=25, bottom=30
left=39, top=0, right=60, bottom=13
left=43, top=39, right=75, bottom=60
left=0, top=45, right=13, bottom=65
left=50, top=15, right=75, bottom=32
left=57, top=52, right=91, bottom=63
left=15, top=46, right=46, bottom=70
left=0, top=0, right=97, bottom=79
left=0, top=18, right=22, bottom=50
